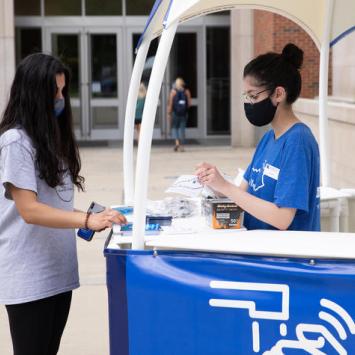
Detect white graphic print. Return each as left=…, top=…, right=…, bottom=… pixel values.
left=209, top=281, right=355, bottom=354
left=252, top=167, right=262, bottom=173
left=249, top=161, right=280, bottom=192
left=249, top=161, right=267, bottom=192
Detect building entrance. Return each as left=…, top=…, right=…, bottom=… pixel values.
left=45, top=27, right=122, bottom=140
left=129, top=27, right=203, bottom=140
left=15, top=11, right=230, bottom=141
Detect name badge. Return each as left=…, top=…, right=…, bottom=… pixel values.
left=264, top=163, right=280, bottom=180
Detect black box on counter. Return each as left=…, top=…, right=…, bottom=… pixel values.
left=202, top=198, right=243, bottom=229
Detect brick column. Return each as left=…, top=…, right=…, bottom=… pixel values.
left=254, top=10, right=326, bottom=99
left=0, top=0, right=15, bottom=118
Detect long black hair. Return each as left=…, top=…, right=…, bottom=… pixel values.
left=0, top=53, right=85, bottom=191
left=244, top=43, right=304, bottom=104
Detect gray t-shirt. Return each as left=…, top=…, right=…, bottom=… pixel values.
left=0, top=128, right=79, bottom=305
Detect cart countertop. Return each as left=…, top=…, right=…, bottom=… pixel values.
left=144, top=230, right=355, bottom=259
left=107, top=215, right=355, bottom=259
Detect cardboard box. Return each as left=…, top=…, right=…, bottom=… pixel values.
left=202, top=198, right=243, bottom=229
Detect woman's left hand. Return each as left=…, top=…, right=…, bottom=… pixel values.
left=195, top=162, right=229, bottom=193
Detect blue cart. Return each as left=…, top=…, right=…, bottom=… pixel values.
left=105, top=230, right=355, bottom=354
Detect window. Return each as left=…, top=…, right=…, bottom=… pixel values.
left=126, top=0, right=155, bottom=15
left=90, top=34, right=118, bottom=98
left=132, top=34, right=162, bottom=129
left=15, top=28, right=42, bottom=64
left=14, top=0, right=41, bottom=16
left=45, top=0, right=81, bottom=16
left=206, top=27, right=230, bottom=135
left=170, top=33, right=197, bottom=98
left=170, top=33, right=198, bottom=128
left=86, top=0, right=122, bottom=16
left=51, top=34, right=80, bottom=97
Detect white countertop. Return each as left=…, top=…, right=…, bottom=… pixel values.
left=107, top=216, right=355, bottom=259
left=146, top=230, right=355, bottom=259
left=108, top=216, right=246, bottom=247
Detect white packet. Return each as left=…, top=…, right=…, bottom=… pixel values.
left=165, top=175, right=204, bottom=197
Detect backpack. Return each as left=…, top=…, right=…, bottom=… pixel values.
left=173, top=89, right=188, bottom=116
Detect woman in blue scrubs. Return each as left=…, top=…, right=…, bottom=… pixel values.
left=196, top=43, right=320, bottom=231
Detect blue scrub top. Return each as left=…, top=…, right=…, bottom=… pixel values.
left=243, top=122, right=320, bottom=231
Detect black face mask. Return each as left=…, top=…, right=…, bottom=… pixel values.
left=244, top=97, right=278, bottom=127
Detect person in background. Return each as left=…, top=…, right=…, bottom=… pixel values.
left=135, top=82, right=147, bottom=144
left=167, top=77, right=192, bottom=152
left=0, top=53, right=126, bottom=355
left=196, top=43, right=320, bottom=231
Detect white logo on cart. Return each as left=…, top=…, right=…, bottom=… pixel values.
left=209, top=281, right=355, bottom=354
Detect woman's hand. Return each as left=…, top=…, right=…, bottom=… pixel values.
left=195, top=162, right=230, bottom=194
left=87, top=208, right=127, bottom=231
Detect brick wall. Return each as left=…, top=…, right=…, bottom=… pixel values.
left=254, top=10, right=332, bottom=98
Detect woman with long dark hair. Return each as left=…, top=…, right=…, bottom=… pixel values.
left=0, top=53, right=126, bottom=355
left=196, top=43, right=320, bottom=231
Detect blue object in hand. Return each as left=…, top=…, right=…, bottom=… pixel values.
left=77, top=228, right=95, bottom=241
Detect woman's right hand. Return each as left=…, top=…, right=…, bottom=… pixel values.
left=195, top=162, right=230, bottom=194
left=87, top=208, right=127, bottom=231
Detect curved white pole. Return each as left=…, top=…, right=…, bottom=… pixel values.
left=318, top=0, right=334, bottom=187
left=123, top=40, right=150, bottom=205
left=132, top=21, right=179, bottom=249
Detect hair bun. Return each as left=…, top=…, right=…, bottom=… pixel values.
left=281, top=43, right=303, bottom=70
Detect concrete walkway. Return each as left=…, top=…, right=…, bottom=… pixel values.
left=0, top=144, right=253, bottom=355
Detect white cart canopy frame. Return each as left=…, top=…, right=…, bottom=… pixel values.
left=122, top=0, right=355, bottom=249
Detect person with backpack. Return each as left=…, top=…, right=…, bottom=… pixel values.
left=167, top=77, right=192, bottom=152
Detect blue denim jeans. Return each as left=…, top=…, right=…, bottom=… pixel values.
left=171, top=113, right=187, bottom=144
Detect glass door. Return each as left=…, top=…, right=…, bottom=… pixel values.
left=87, top=30, right=121, bottom=140
left=168, top=28, right=203, bottom=139
left=45, top=27, right=122, bottom=140
left=206, top=26, right=231, bottom=136
left=128, top=27, right=203, bottom=140
left=130, top=30, right=166, bottom=139
left=48, top=29, right=82, bottom=131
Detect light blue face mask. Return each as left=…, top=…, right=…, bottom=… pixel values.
left=54, top=98, right=65, bottom=117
